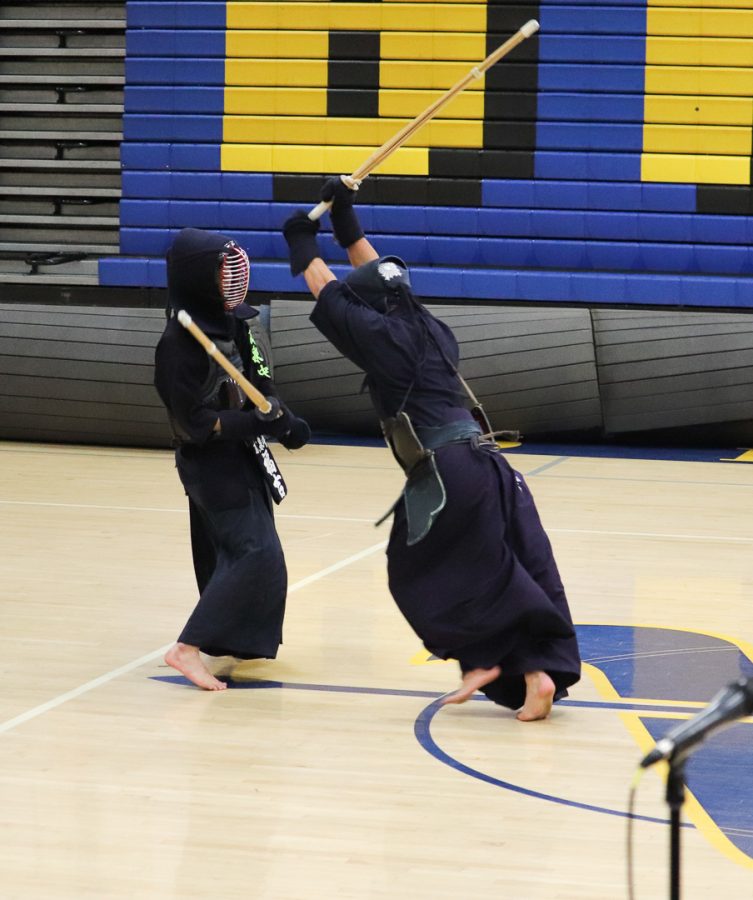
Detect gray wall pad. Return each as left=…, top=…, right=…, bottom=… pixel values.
left=0, top=303, right=282, bottom=447
left=592, top=309, right=753, bottom=435
left=2, top=301, right=752, bottom=447
left=269, top=299, right=603, bottom=438
left=0, top=303, right=171, bottom=447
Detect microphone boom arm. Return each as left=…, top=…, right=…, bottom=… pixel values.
left=640, top=676, right=753, bottom=769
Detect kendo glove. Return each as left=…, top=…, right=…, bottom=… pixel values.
left=254, top=397, right=293, bottom=438
left=282, top=211, right=321, bottom=276
left=215, top=407, right=266, bottom=441
left=321, top=175, right=364, bottom=249
left=258, top=399, right=310, bottom=449
left=278, top=415, right=311, bottom=450
left=215, top=397, right=287, bottom=441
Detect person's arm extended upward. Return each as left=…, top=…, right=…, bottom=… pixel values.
left=346, top=237, right=379, bottom=268
left=303, top=237, right=379, bottom=300
left=303, top=258, right=337, bottom=299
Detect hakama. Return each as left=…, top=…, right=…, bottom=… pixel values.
left=311, top=277, right=581, bottom=710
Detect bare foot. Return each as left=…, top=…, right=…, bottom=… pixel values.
left=164, top=643, right=227, bottom=691
left=440, top=665, right=502, bottom=705
left=516, top=670, right=555, bottom=721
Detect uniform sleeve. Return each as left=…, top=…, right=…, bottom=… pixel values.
left=154, top=331, right=220, bottom=444
left=310, top=280, right=414, bottom=379
left=236, top=317, right=278, bottom=400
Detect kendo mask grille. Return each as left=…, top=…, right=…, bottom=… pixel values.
left=219, top=241, right=250, bottom=309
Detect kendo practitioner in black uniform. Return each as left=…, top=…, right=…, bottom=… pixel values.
left=281, top=180, right=580, bottom=719
left=154, top=227, right=311, bottom=690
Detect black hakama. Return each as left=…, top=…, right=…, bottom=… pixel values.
left=175, top=443, right=286, bottom=659
left=387, top=440, right=580, bottom=708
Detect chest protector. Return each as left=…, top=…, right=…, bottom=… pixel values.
left=170, top=335, right=288, bottom=504
left=169, top=337, right=244, bottom=444
left=200, top=337, right=246, bottom=411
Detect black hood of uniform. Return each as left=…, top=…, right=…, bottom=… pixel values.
left=166, top=227, right=232, bottom=334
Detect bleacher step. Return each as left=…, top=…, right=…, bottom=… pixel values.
left=0, top=49, right=124, bottom=58
left=1, top=130, right=123, bottom=141
left=0, top=103, right=123, bottom=114
left=0, top=242, right=118, bottom=253
left=0, top=75, right=124, bottom=85
left=0, top=19, right=125, bottom=29
left=0, top=214, right=119, bottom=226
left=0, top=159, right=121, bottom=170
left=0, top=187, right=120, bottom=198
left=0, top=272, right=100, bottom=284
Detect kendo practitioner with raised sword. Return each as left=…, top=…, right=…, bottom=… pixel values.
left=154, top=227, right=310, bottom=690
left=281, top=180, right=580, bottom=719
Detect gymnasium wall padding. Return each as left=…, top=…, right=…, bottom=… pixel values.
left=593, top=309, right=753, bottom=435
left=3, top=301, right=751, bottom=447
left=269, top=299, right=604, bottom=436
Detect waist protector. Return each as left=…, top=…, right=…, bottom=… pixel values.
left=381, top=412, right=446, bottom=545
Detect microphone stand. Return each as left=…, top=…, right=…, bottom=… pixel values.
left=639, top=677, right=753, bottom=898
left=665, top=756, right=687, bottom=900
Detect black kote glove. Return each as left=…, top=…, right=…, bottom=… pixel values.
left=217, top=403, right=310, bottom=449
left=321, top=175, right=364, bottom=248
left=282, top=211, right=321, bottom=275
left=216, top=397, right=286, bottom=441
left=254, top=396, right=293, bottom=439
left=278, top=415, right=311, bottom=450
left=259, top=398, right=310, bottom=449
left=215, top=407, right=267, bottom=441
left=254, top=398, right=310, bottom=448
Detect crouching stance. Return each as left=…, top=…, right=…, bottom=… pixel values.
left=282, top=181, right=580, bottom=719
left=154, top=228, right=310, bottom=690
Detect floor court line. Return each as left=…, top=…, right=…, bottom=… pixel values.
left=523, top=455, right=571, bottom=476
left=552, top=527, right=753, bottom=543
left=0, top=539, right=388, bottom=737
left=587, top=647, right=737, bottom=663
left=0, top=498, right=376, bottom=522
left=414, top=699, right=683, bottom=827
left=1, top=498, right=751, bottom=544
left=150, top=675, right=695, bottom=828
left=150, top=675, right=723, bottom=717
left=535, top=472, right=753, bottom=489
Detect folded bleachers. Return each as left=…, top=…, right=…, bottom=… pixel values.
left=0, top=0, right=126, bottom=282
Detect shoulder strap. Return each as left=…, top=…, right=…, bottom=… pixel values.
left=421, top=314, right=493, bottom=432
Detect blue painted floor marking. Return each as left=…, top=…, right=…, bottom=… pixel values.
left=152, top=622, right=753, bottom=860
left=150, top=674, right=714, bottom=715
left=413, top=697, right=683, bottom=828
left=151, top=673, right=683, bottom=827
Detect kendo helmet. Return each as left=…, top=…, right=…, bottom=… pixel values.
left=344, top=256, right=412, bottom=313
left=167, top=228, right=252, bottom=323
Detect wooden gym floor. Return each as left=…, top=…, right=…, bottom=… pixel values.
left=1, top=438, right=752, bottom=899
